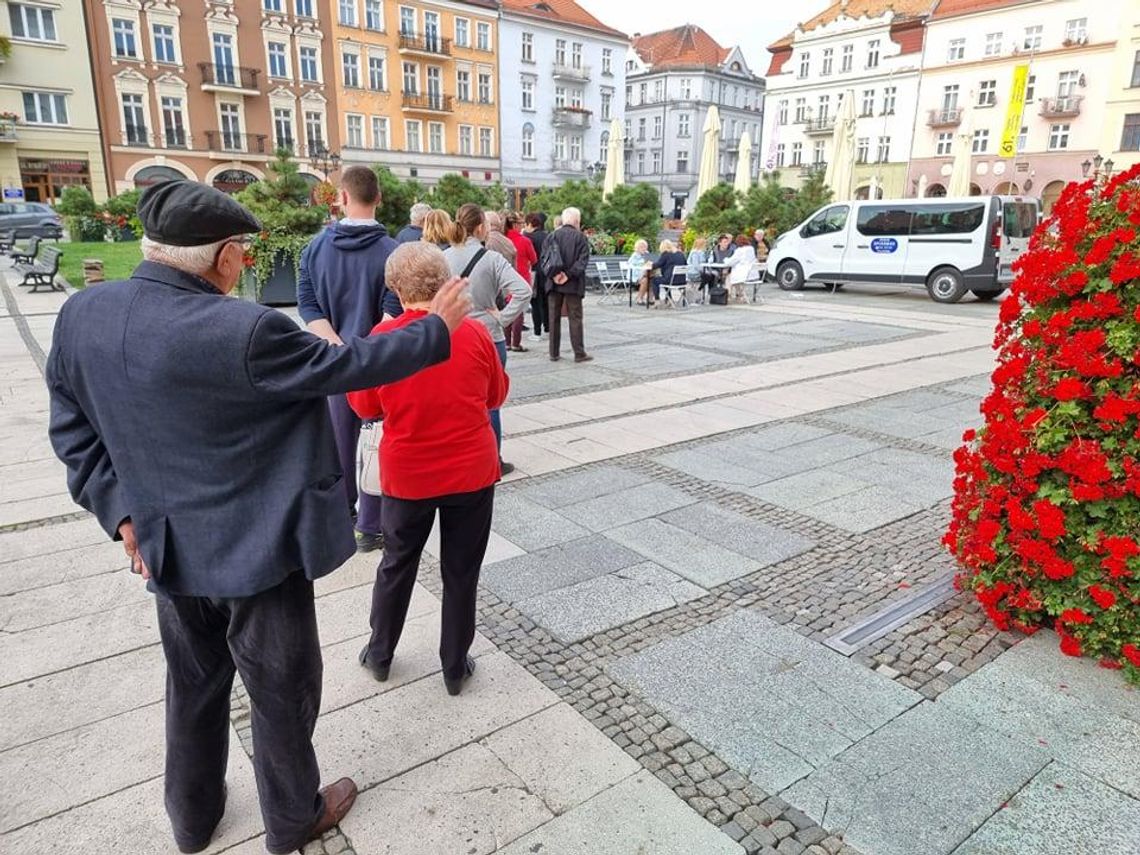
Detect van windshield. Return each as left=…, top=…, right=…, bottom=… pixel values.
left=1003, top=202, right=1038, bottom=238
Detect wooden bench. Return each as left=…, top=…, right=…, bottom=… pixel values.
left=16, top=245, right=63, bottom=293
left=9, top=235, right=41, bottom=265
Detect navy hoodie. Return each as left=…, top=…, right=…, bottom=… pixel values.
left=297, top=222, right=403, bottom=338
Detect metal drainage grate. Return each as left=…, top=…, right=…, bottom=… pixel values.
left=823, top=573, right=958, bottom=657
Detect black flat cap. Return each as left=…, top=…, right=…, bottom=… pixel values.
left=138, top=180, right=262, bottom=246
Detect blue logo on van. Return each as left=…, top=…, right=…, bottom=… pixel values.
left=870, top=238, right=899, bottom=253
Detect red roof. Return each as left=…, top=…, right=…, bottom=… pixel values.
left=769, top=0, right=934, bottom=49
left=499, top=0, right=626, bottom=39
left=891, top=19, right=926, bottom=55
left=930, top=0, right=1036, bottom=19
left=767, top=48, right=792, bottom=77
left=632, top=25, right=731, bottom=70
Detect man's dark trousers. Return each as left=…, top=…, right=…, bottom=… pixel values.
left=548, top=292, right=585, bottom=359
left=328, top=393, right=383, bottom=535
left=365, top=487, right=494, bottom=681
left=156, top=571, right=324, bottom=855
left=531, top=276, right=549, bottom=334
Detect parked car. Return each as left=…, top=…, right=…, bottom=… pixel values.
left=0, top=202, right=63, bottom=239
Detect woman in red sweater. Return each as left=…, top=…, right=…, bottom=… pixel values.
left=348, top=241, right=509, bottom=696
left=504, top=212, right=538, bottom=353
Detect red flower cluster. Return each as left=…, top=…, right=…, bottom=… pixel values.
left=946, top=164, right=1140, bottom=683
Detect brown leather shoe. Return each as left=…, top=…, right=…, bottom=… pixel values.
left=308, top=778, right=358, bottom=842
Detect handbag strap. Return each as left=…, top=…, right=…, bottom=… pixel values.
left=460, top=248, right=487, bottom=279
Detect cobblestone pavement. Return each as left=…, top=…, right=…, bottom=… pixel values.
left=3, top=268, right=1139, bottom=855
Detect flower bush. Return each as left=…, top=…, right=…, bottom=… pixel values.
left=945, top=163, right=1140, bottom=683
left=586, top=230, right=616, bottom=255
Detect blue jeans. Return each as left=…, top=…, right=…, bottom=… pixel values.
left=491, top=339, right=507, bottom=456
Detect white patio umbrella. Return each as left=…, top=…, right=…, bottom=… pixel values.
left=696, top=105, right=722, bottom=201
left=733, top=130, right=753, bottom=196
left=868, top=175, right=881, bottom=200
left=823, top=90, right=857, bottom=201
left=917, top=174, right=929, bottom=198
left=603, top=117, right=624, bottom=198
left=947, top=108, right=974, bottom=197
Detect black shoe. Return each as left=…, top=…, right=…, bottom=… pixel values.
left=575, top=354, right=594, bottom=364
left=444, top=656, right=476, bottom=696
left=358, top=644, right=390, bottom=682
left=500, top=461, right=516, bottom=476
left=176, top=784, right=227, bottom=853
left=356, top=531, right=384, bottom=553
left=550, top=355, right=561, bottom=362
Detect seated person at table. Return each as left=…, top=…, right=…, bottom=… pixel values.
left=687, top=237, right=714, bottom=288
left=652, top=240, right=687, bottom=305
left=349, top=242, right=509, bottom=698
left=711, top=234, right=733, bottom=284
left=628, top=239, right=653, bottom=305
left=725, top=234, right=757, bottom=303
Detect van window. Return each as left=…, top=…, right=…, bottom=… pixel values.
left=801, top=205, right=849, bottom=238
left=857, top=203, right=985, bottom=237
left=1003, top=202, right=1038, bottom=238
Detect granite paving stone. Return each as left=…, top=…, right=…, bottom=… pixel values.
left=659, top=502, right=815, bottom=568
left=488, top=493, right=590, bottom=551
left=481, top=535, right=645, bottom=602
left=606, top=518, right=762, bottom=588
left=518, top=465, right=653, bottom=509
left=0, top=516, right=107, bottom=564
left=0, top=541, right=130, bottom=597
left=557, top=482, right=697, bottom=532
left=746, top=469, right=868, bottom=511
left=799, top=485, right=929, bottom=533
left=0, top=568, right=150, bottom=633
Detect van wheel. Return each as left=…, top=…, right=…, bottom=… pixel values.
left=777, top=261, right=805, bottom=291
left=971, top=288, right=1004, bottom=302
left=926, top=267, right=967, bottom=303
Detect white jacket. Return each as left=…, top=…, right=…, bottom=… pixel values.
left=725, top=245, right=757, bottom=286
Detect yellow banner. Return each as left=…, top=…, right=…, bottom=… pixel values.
left=999, top=64, right=1030, bottom=158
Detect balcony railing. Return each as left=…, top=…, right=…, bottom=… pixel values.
left=199, top=63, right=261, bottom=93
left=552, top=157, right=589, bottom=173
left=401, top=91, right=454, bottom=113
left=552, top=107, right=592, bottom=129
left=927, top=107, right=963, bottom=128
left=804, top=116, right=836, bottom=135
left=0, top=120, right=17, bottom=142
left=552, top=62, right=591, bottom=81
left=398, top=33, right=452, bottom=57
left=1039, top=95, right=1083, bottom=118
left=720, top=135, right=741, bottom=150
left=124, top=125, right=150, bottom=147
left=800, top=162, right=827, bottom=176
left=205, top=130, right=269, bottom=154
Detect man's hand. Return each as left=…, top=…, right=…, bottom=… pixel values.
left=118, top=520, right=151, bottom=581
left=429, top=276, right=473, bottom=333
left=554, top=273, right=568, bottom=285
left=306, top=318, right=345, bottom=347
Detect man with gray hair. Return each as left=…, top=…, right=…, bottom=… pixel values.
left=397, top=202, right=432, bottom=243
left=540, top=206, right=592, bottom=362
left=46, top=180, right=471, bottom=855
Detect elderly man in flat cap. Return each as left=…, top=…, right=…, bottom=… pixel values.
left=45, top=180, right=471, bottom=855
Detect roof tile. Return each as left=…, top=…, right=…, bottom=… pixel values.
left=769, top=0, right=934, bottom=49
left=632, top=24, right=731, bottom=71
left=499, top=0, right=627, bottom=39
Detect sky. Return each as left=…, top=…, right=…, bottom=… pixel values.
left=575, top=0, right=834, bottom=68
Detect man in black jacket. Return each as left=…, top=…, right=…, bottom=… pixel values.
left=524, top=212, right=548, bottom=340
left=543, top=207, right=592, bottom=363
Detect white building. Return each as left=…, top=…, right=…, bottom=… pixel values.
left=762, top=0, right=932, bottom=199
left=625, top=25, right=764, bottom=217
left=497, top=0, right=627, bottom=207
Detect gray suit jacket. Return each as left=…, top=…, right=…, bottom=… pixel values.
left=46, top=260, right=450, bottom=598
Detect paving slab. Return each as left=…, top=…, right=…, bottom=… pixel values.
left=489, top=493, right=590, bottom=551
left=515, top=561, right=706, bottom=642
left=496, top=770, right=743, bottom=855
left=746, top=467, right=868, bottom=511
left=0, top=567, right=150, bottom=633
left=0, top=516, right=107, bottom=564
left=952, top=764, right=1140, bottom=855
left=0, top=540, right=128, bottom=596
left=557, top=481, right=697, bottom=533
left=606, top=518, right=761, bottom=588
left=800, top=484, right=929, bottom=533
left=783, top=702, right=1049, bottom=855
left=659, top=502, right=815, bottom=568
left=481, top=535, right=644, bottom=602
left=314, top=580, right=435, bottom=648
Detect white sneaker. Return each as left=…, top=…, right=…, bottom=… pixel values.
left=530, top=332, right=543, bottom=341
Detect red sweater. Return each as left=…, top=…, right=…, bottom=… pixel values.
left=347, top=311, right=509, bottom=500
left=507, top=229, right=538, bottom=284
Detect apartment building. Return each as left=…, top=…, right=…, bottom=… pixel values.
left=331, top=0, right=500, bottom=186
left=497, top=0, right=627, bottom=206
left=83, top=0, right=338, bottom=194
left=763, top=0, right=930, bottom=199
left=625, top=25, right=764, bottom=217
left=1099, top=0, right=1140, bottom=172
left=0, top=0, right=109, bottom=202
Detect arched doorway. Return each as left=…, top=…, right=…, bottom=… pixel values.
left=854, top=184, right=884, bottom=200
left=133, top=165, right=187, bottom=188
left=969, top=183, right=982, bottom=196
left=926, top=183, right=947, bottom=197
left=992, top=181, right=1020, bottom=195
left=1041, top=180, right=1067, bottom=214
left=212, top=169, right=259, bottom=195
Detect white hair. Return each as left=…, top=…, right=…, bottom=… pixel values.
left=141, top=236, right=232, bottom=275
left=409, top=202, right=432, bottom=226
left=561, top=207, right=581, bottom=227
left=484, top=210, right=503, bottom=232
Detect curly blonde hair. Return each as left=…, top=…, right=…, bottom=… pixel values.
left=385, top=242, right=450, bottom=305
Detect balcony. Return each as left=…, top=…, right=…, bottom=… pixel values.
left=552, top=157, right=589, bottom=173
left=720, top=135, right=741, bottom=150
left=1039, top=95, right=1083, bottom=118
left=0, top=119, right=18, bottom=142
left=552, top=107, right=592, bottom=129
left=401, top=92, right=454, bottom=113
left=199, top=63, right=261, bottom=95
left=927, top=107, right=963, bottom=128
left=552, top=62, right=591, bottom=82
left=398, top=33, right=452, bottom=58
left=804, top=116, right=836, bottom=135
left=205, top=130, right=269, bottom=155
left=800, top=162, right=827, bottom=177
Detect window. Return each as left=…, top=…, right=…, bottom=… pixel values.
left=369, top=56, right=384, bottom=90
left=858, top=203, right=984, bottom=236
left=817, top=94, right=830, bottom=121
left=459, top=125, right=472, bottom=154
left=1017, top=125, right=1027, bottom=151
left=572, top=43, right=582, bottom=69
left=802, top=206, right=849, bottom=238
left=867, top=39, right=880, bottom=68
left=476, top=22, right=490, bottom=51
left=1025, top=74, right=1036, bottom=101
left=153, top=24, right=176, bottom=63
left=274, top=107, right=293, bottom=148
left=798, top=51, right=810, bottom=78
left=654, top=80, right=663, bottom=101
left=821, top=47, right=833, bottom=75
left=791, top=142, right=802, bottom=166
left=639, top=82, right=647, bottom=103
left=477, top=72, right=491, bottom=103
left=521, top=32, right=533, bottom=62
left=405, top=119, right=421, bottom=152
left=399, top=6, right=414, bottom=35
left=1132, top=51, right=1140, bottom=88
left=601, top=91, right=612, bottom=120
left=455, top=18, right=468, bottom=47
left=678, top=151, right=689, bottom=172
left=521, top=78, right=534, bottom=110
left=776, top=100, right=788, bottom=125
left=794, top=98, right=806, bottom=123
left=841, top=44, right=853, bottom=72
left=9, top=4, right=57, bottom=40
left=1023, top=25, right=1042, bottom=51
left=678, top=113, right=690, bottom=137
left=295, top=0, right=313, bottom=17
left=978, top=80, right=996, bottom=107
left=112, top=18, right=137, bottom=58
left=339, top=0, right=356, bottom=26
left=553, top=132, right=565, bottom=160
left=554, top=39, right=566, bottom=66
left=1122, top=114, right=1140, bottom=151
left=861, top=89, right=874, bottom=116
left=428, top=122, right=443, bottom=153
left=1057, top=70, right=1079, bottom=99
left=876, top=136, right=890, bottom=162
left=157, top=96, right=185, bottom=148
left=268, top=42, right=288, bottom=78
left=479, top=127, right=492, bottom=156
left=984, top=32, right=1003, bottom=56
left=637, top=151, right=645, bottom=174
left=365, top=0, right=382, bottom=30
left=625, top=83, right=632, bottom=103
left=936, top=132, right=953, bottom=155
left=519, top=123, right=533, bottom=159
left=570, top=135, right=582, bottom=161
left=1048, top=123, right=1070, bottom=150
left=681, top=78, right=692, bottom=99
left=305, top=111, right=323, bottom=150
left=602, top=48, right=613, bottom=75
left=947, top=38, right=965, bottom=61
left=637, top=117, right=645, bottom=140
left=813, top=139, right=826, bottom=164
left=426, top=66, right=442, bottom=102
left=300, top=46, right=318, bottom=81
left=855, top=137, right=869, bottom=163
left=372, top=116, right=389, bottom=149
left=456, top=69, right=470, bottom=101
left=652, top=149, right=661, bottom=174
left=941, top=84, right=960, bottom=112
left=1065, top=18, right=1087, bottom=43
left=653, top=115, right=662, bottom=139
left=775, top=144, right=784, bottom=168
left=264, top=0, right=282, bottom=10
left=555, top=86, right=566, bottom=109
left=219, top=103, right=241, bottom=149
left=972, top=129, right=989, bottom=153
left=342, top=52, right=359, bottom=87
left=22, top=91, right=67, bottom=124
left=402, top=61, right=417, bottom=93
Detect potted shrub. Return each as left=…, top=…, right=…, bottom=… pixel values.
left=945, top=164, right=1140, bottom=683
left=102, top=188, right=142, bottom=241
left=57, top=186, right=106, bottom=242
left=236, top=150, right=327, bottom=305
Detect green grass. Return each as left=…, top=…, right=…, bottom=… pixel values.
left=57, top=241, right=144, bottom=289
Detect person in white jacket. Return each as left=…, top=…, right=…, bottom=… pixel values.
left=724, top=235, right=757, bottom=303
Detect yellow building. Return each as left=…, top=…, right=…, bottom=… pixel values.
left=330, top=0, right=500, bottom=186
left=1100, top=3, right=1140, bottom=172
left=0, top=0, right=108, bottom=203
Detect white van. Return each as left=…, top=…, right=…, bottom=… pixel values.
left=765, top=195, right=1040, bottom=303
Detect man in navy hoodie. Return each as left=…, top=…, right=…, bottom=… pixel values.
left=297, top=165, right=402, bottom=552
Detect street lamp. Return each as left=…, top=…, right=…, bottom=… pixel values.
left=310, top=143, right=341, bottom=177
left=1081, top=158, right=1092, bottom=178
